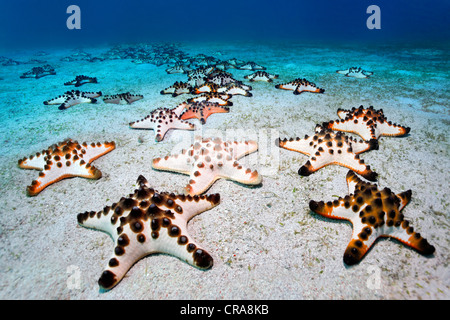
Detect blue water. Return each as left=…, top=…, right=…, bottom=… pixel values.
left=1, top=0, right=449, bottom=50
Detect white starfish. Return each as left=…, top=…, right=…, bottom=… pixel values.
left=152, top=137, right=262, bottom=195
left=18, top=139, right=115, bottom=196
left=129, top=104, right=194, bottom=142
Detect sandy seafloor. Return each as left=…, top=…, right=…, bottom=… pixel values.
left=0, top=41, right=448, bottom=300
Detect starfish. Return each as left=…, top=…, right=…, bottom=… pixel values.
left=217, top=82, right=253, bottom=97
left=103, top=92, right=144, bottom=105
left=180, top=101, right=230, bottom=124
left=20, top=64, right=56, bottom=79
left=275, top=78, right=325, bottom=95
left=336, top=67, right=373, bottom=78
left=206, top=71, right=237, bottom=86
left=165, top=62, right=192, bottom=74
left=244, top=71, right=279, bottom=82
left=323, top=105, right=411, bottom=141
left=18, top=139, right=115, bottom=196
left=226, top=58, right=245, bottom=67
left=214, top=61, right=237, bottom=70
left=238, top=61, right=266, bottom=71
left=160, top=81, right=193, bottom=97
left=129, top=104, right=194, bottom=142
left=64, top=75, right=98, bottom=87
left=152, top=137, right=262, bottom=195
left=186, top=93, right=233, bottom=106
left=187, top=67, right=215, bottom=87
left=309, top=170, right=435, bottom=265
left=77, top=175, right=220, bottom=290
left=43, top=90, right=102, bottom=110
left=275, top=78, right=325, bottom=94
left=276, top=125, right=378, bottom=181
left=192, top=82, right=219, bottom=95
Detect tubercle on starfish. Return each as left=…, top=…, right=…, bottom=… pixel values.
left=309, top=170, right=435, bottom=265
left=77, top=175, right=220, bottom=290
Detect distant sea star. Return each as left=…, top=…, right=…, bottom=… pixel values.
left=129, top=104, right=194, bottom=142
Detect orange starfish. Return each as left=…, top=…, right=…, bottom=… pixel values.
left=180, top=101, right=229, bottom=124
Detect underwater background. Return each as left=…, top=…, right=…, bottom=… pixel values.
left=0, top=0, right=448, bottom=300
left=1, top=0, right=450, bottom=49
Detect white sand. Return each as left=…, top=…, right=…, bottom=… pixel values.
left=0, top=42, right=448, bottom=300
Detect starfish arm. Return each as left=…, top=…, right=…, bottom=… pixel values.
left=336, top=69, right=350, bottom=75
left=82, top=92, right=101, bottom=98
left=343, top=221, right=375, bottom=265
left=181, top=104, right=229, bottom=124
left=325, top=119, right=375, bottom=141
left=126, top=94, right=143, bottom=104
left=396, top=190, right=412, bottom=211
left=218, top=160, right=261, bottom=186
left=168, top=119, right=195, bottom=131
left=18, top=152, right=47, bottom=170
left=376, top=121, right=410, bottom=137
left=59, top=96, right=95, bottom=110
left=154, top=225, right=213, bottom=269
left=294, top=84, right=324, bottom=94
left=337, top=109, right=351, bottom=119
left=129, top=115, right=153, bottom=129
left=344, top=219, right=435, bottom=266
left=43, top=96, right=68, bottom=105
left=94, top=220, right=213, bottom=291
left=154, top=119, right=195, bottom=142
left=380, top=223, right=436, bottom=256
left=160, top=86, right=176, bottom=95
left=348, top=72, right=368, bottom=79
left=171, top=103, right=187, bottom=117
left=97, top=224, right=153, bottom=290
left=349, top=137, right=379, bottom=154
left=103, top=97, right=121, bottom=104
left=346, top=170, right=365, bottom=194
left=229, top=140, right=258, bottom=160
left=309, top=198, right=357, bottom=221
left=152, top=153, right=192, bottom=175
left=70, top=96, right=95, bottom=105
left=27, top=161, right=102, bottom=196
left=165, top=197, right=221, bottom=222
left=275, top=82, right=298, bottom=91
left=275, top=137, right=314, bottom=156
left=299, top=150, right=377, bottom=181
left=174, top=86, right=192, bottom=96
left=185, top=167, right=219, bottom=195
left=80, top=141, right=116, bottom=164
